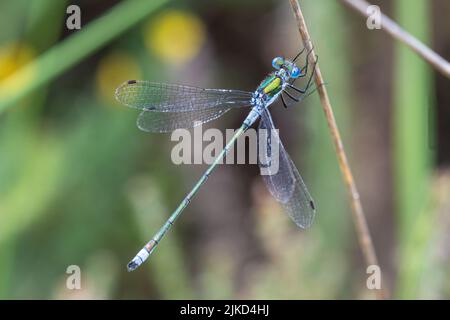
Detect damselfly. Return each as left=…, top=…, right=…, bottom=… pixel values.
left=115, top=48, right=318, bottom=271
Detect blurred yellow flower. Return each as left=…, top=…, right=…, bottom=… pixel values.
left=0, top=42, right=35, bottom=97
left=144, top=10, right=206, bottom=66
left=96, top=51, right=141, bottom=105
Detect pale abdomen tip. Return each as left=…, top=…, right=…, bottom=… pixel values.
left=127, top=261, right=139, bottom=272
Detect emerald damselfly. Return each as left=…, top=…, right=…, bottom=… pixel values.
left=115, top=48, right=317, bottom=271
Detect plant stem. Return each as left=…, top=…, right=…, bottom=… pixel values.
left=393, top=0, right=434, bottom=299
left=289, top=0, right=387, bottom=299
left=340, top=0, right=450, bottom=79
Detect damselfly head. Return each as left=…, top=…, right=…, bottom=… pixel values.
left=272, top=56, right=301, bottom=79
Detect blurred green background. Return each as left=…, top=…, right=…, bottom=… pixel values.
left=0, top=0, right=449, bottom=299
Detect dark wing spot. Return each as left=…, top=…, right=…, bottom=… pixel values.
left=309, top=200, right=316, bottom=211
left=127, top=80, right=137, bottom=84
left=144, top=106, right=156, bottom=110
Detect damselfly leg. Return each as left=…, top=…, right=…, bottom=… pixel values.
left=282, top=53, right=318, bottom=108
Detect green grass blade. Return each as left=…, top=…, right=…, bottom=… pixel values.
left=0, top=0, right=168, bottom=113
left=394, top=0, right=435, bottom=299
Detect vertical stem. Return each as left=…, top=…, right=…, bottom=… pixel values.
left=289, top=0, right=387, bottom=299
left=394, top=0, right=434, bottom=299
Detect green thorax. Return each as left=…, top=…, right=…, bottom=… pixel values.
left=258, top=73, right=283, bottom=97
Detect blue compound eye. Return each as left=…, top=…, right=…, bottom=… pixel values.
left=272, top=57, right=284, bottom=69
left=290, top=66, right=301, bottom=78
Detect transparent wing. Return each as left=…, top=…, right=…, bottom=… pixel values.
left=258, top=111, right=296, bottom=203
left=258, top=109, right=316, bottom=228
left=283, top=155, right=316, bottom=228
left=137, top=108, right=230, bottom=133
left=115, top=80, right=253, bottom=112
